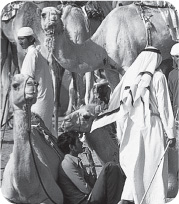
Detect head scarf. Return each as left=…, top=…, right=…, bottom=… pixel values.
left=170, top=43, right=179, bottom=56
left=91, top=46, right=162, bottom=132
left=17, top=27, right=35, bottom=37
left=170, top=43, right=179, bottom=69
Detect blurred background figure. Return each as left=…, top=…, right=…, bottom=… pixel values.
left=168, top=43, right=179, bottom=127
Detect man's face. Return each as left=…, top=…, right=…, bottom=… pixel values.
left=74, top=136, right=84, bottom=154
left=172, top=55, right=179, bottom=68
left=18, top=36, right=31, bottom=49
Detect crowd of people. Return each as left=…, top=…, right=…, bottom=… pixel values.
left=2, top=25, right=178, bottom=204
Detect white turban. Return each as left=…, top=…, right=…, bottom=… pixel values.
left=170, top=43, right=179, bottom=56
left=17, top=27, right=34, bottom=37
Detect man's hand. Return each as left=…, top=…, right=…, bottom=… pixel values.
left=83, top=147, right=97, bottom=179
left=83, top=147, right=94, bottom=164
left=167, top=138, right=176, bottom=148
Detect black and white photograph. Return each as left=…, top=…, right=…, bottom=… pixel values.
left=0, top=1, right=179, bottom=204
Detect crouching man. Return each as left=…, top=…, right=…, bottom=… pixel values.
left=57, top=131, right=125, bottom=204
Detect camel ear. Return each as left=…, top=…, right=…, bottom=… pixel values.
left=83, top=112, right=91, bottom=119
left=95, top=105, right=101, bottom=115
left=57, top=4, right=62, bottom=11
left=56, top=5, right=63, bottom=17
left=36, top=8, right=42, bottom=17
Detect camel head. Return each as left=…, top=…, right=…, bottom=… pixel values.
left=41, top=7, right=63, bottom=36
left=60, top=104, right=102, bottom=133
left=11, top=74, right=38, bottom=109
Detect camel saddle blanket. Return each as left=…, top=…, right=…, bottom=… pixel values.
left=1, top=1, right=24, bottom=21
left=159, top=7, right=179, bottom=42
left=135, top=2, right=179, bottom=42
left=31, top=113, right=64, bottom=159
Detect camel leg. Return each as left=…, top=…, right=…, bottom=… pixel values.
left=1, top=31, right=9, bottom=74
left=65, top=74, right=76, bottom=115
left=51, top=61, right=65, bottom=134
left=65, top=72, right=85, bottom=115
left=85, top=72, right=95, bottom=104
left=85, top=69, right=108, bottom=105
left=76, top=73, right=85, bottom=107
left=66, top=71, right=96, bottom=114
left=10, top=42, right=20, bottom=74
left=1, top=53, right=13, bottom=130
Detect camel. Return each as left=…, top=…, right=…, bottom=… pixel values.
left=1, top=73, right=64, bottom=204
left=41, top=3, right=177, bottom=92
left=57, top=1, right=113, bottom=115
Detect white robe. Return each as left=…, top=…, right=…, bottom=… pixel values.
left=21, top=45, right=54, bottom=133
left=118, top=71, right=175, bottom=204
left=91, top=48, right=176, bottom=204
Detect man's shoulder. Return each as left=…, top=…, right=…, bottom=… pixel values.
left=168, top=69, right=178, bottom=77
left=27, top=45, right=39, bottom=56
left=61, top=154, right=78, bottom=169
left=154, top=70, right=165, bottom=78
left=152, top=70, right=167, bottom=85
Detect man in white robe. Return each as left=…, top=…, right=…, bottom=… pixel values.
left=91, top=47, right=176, bottom=204
left=17, top=27, right=55, bottom=135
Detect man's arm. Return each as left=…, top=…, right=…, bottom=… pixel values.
left=83, top=147, right=97, bottom=187
left=155, top=73, right=176, bottom=147
left=61, top=160, right=92, bottom=195
left=83, top=147, right=97, bottom=177
left=168, top=72, right=174, bottom=108
left=21, top=48, right=37, bottom=78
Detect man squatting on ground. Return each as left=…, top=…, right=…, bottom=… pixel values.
left=57, top=131, right=126, bottom=204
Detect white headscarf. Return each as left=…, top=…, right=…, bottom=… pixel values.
left=91, top=46, right=162, bottom=132
left=17, top=27, right=35, bottom=37
left=170, top=43, right=179, bottom=56
left=170, top=43, right=179, bottom=69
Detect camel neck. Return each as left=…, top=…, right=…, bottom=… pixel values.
left=13, top=108, right=31, bottom=143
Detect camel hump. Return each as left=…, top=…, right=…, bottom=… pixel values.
left=134, top=1, right=173, bottom=8
left=133, top=1, right=179, bottom=42
left=1, top=1, right=24, bottom=21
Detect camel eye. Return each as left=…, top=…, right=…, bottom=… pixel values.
left=41, top=13, right=46, bottom=18
left=12, top=83, right=19, bottom=89
left=34, top=81, right=39, bottom=86
left=26, top=81, right=33, bottom=86
left=83, top=112, right=91, bottom=120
